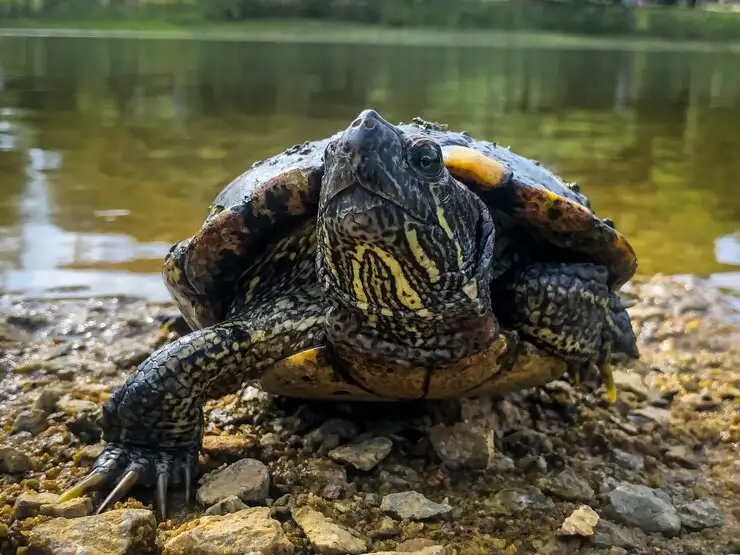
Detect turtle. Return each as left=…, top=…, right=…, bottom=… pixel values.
left=60, top=109, right=639, bottom=519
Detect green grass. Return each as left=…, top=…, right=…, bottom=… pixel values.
left=2, top=19, right=740, bottom=52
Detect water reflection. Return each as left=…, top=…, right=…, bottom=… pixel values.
left=0, top=36, right=739, bottom=299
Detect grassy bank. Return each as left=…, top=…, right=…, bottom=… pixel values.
left=2, top=0, right=740, bottom=44
left=2, top=19, right=740, bottom=53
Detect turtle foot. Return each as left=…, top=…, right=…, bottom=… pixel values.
left=60, top=443, right=198, bottom=520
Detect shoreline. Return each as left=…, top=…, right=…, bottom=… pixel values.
left=2, top=21, right=740, bottom=52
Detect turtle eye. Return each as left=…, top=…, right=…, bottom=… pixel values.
left=409, top=139, right=443, bottom=177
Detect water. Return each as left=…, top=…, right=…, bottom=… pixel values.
left=1, top=35, right=739, bottom=301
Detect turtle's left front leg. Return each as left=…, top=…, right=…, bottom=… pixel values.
left=492, top=261, right=639, bottom=400
left=59, top=293, right=325, bottom=520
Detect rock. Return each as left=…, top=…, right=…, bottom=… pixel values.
left=204, top=495, right=249, bottom=516
left=628, top=407, right=671, bottom=426
left=202, top=435, right=252, bottom=459
left=371, top=516, right=400, bottom=539
left=33, top=388, right=63, bottom=414
left=612, top=370, right=649, bottom=398
left=557, top=505, right=600, bottom=537
left=678, top=499, right=724, bottom=529
left=664, top=445, right=703, bottom=469
left=611, top=448, right=645, bottom=470
left=427, top=422, right=492, bottom=470
left=593, top=520, right=644, bottom=550
left=677, top=392, right=721, bottom=412
left=328, top=437, right=393, bottom=471
left=538, top=467, right=595, bottom=502
left=196, top=458, right=270, bottom=506
left=164, top=507, right=294, bottom=555
left=292, top=505, right=368, bottom=555
left=301, top=460, right=349, bottom=490
left=27, top=509, right=156, bottom=554
left=368, top=544, right=446, bottom=555
left=57, top=396, right=98, bottom=415
left=12, top=491, right=61, bottom=519
left=0, top=445, right=31, bottom=473
left=304, top=419, right=358, bottom=451
left=604, top=483, right=681, bottom=536
left=484, top=487, right=555, bottom=515
left=11, top=408, right=48, bottom=436
left=380, top=491, right=452, bottom=520
left=39, top=497, right=94, bottom=518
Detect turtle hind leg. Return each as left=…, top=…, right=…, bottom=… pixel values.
left=492, top=261, right=637, bottom=399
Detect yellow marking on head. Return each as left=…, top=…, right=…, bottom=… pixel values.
left=284, top=347, right=321, bottom=367
left=442, top=145, right=508, bottom=188
left=405, top=229, right=440, bottom=282
left=352, top=244, right=424, bottom=311
left=435, top=207, right=454, bottom=239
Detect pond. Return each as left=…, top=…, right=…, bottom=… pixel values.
left=1, top=35, right=739, bottom=300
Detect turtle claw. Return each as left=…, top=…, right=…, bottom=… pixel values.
left=63, top=442, right=199, bottom=520
left=96, top=470, right=140, bottom=515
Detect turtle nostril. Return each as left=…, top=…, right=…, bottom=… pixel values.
left=363, top=118, right=376, bottom=130
left=351, top=118, right=362, bottom=128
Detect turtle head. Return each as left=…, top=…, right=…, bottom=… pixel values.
left=317, top=109, right=497, bottom=363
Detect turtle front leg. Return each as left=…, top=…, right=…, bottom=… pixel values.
left=493, top=261, right=639, bottom=400
left=60, top=300, right=324, bottom=519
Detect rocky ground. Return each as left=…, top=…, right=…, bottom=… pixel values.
left=0, top=274, right=738, bottom=555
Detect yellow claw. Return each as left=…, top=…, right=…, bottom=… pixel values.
left=441, top=145, right=510, bottom=189
left=601, top=364, right=618, bottom=404
left=59, top=472, right=107, bottom=502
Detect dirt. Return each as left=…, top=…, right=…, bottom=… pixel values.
left=0, top=274, right=738, bottom=555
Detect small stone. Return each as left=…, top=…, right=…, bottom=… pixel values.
left=57, top=396, right=98, bottom=415
left=196, top=458, right=270, bottom=506
left=27, top=509, right=156, bottom=554
left=292, top=505, right=368, bottom=555
left=13, top=492, right=61, bottom=519
left=260, top=433, right=282, bottom=447
left=11, top=408, right=48, bottom=436
left=608, top=548, right=628, bottom=555
left=164, top=507, right=294, bottom=555
left=538, top=467, right=595, bottom=502
left=678, top=499, right=724, bottom=529
left=321, top=484, right=343, bottom=500
left=204, top=495, right=248, bottom=516
left=612, top=370, right=648, bottom=398
left=428, top=422, right=492, bottom=470
left=664, top=445, right=702, bottom=469
left=628, top=406, right=671, bottom=426
left=557, top=505, right=600, bottom=537
left=328, top=437, right=393, bottom=471
left=304, top=419, right=358, bottom=450
left=0, top=445, right=31, bottom=473
left=612, top=448, right=645, bottom=470
left=202, top=435, right=252, bottom=459
left=593, top=519, right=644, bottom=549
left=380, top=491, right=452, bottom=520
left=485, top=487, right=555, bottom=515
left=40, top=497, right=94, bottom=518
left=33, top=388, right=63, bottom=414
left=604, top=483, right=681, bottom=536
left=371, top=516, right=400, bottom=539
left=366, top=548, right=445, bottom=555
left=678, top=392, right=721, bottom=411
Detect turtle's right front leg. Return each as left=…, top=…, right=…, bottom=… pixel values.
left=60, top=305, right=324, bottom=520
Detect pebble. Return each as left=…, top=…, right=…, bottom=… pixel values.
left=427, top=422, right=492, bottom=470
left=628, top=406, right=671, bottom=426
left=484, top=487, right=555, bottom=515
left=202, top=435, right=252, bottom=459
left=593, top=520, right=644, bottom=550
left=612, top=448, right=645, bottom=470
left=612, top=370, right=649, bottom=398
left=0, top=444, right=31, bottom=473
left=380, top=491, right=453, bottom=520
left=196, top=458, right=270, bottom=506
left=12, top=491, right=61, bottom=519
left=27, top=509, right=157, bottom=554
left=292, top=505, right=368, bottom=555
left=604, top=483, right=681, bottom=536
left=204, top=495, right=248, bottom=516
left=678, top=499, right=725, bottom=529
left=664, top=445, right=703, bottom=468
left=368, top=546, right=446, bottom=555
left=328, top=436, right=393, bottom=471
left=164, top=507, right=294, bottom=555
left=33, top=388, right=63, bottom=414
left=538, top=467, right=595, bottom=501
left=557, top=505, right=600, bottom=536
left=11, top=408, right=48, bottom=435
left=304, top=419, right=358, bottom=450
left=39, top=497, right=94, bottom=518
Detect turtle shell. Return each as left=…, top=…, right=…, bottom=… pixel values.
left=162, top=134, right=339, bottom=330
left=164, top=115, right=636, bottom=331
